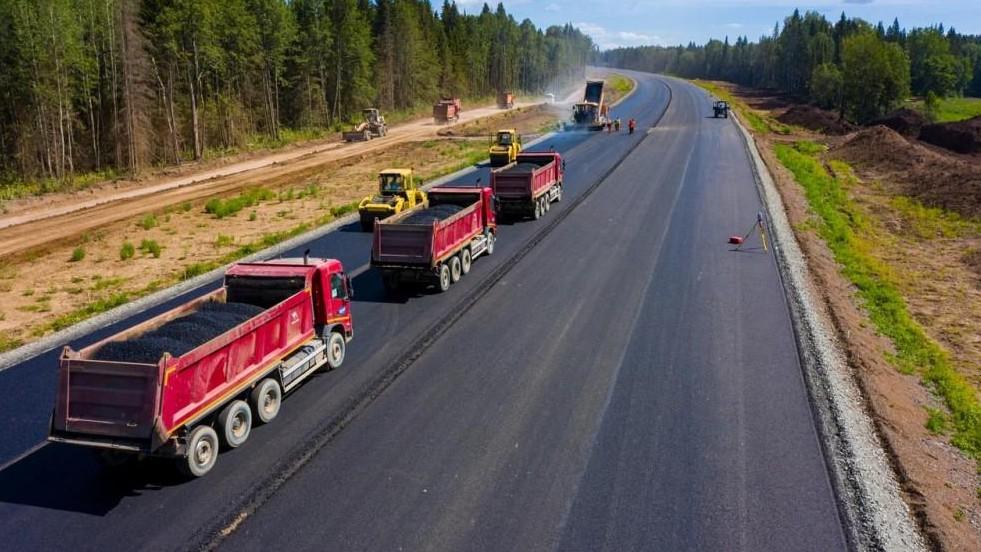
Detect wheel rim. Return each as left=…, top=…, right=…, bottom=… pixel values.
left=194, top=438, right=213, bottom=467
left=262, top=391, right=277, bottom=417
left=462, top=250, right=471, bottom=274
left=232, top=413, right=247, bottom=439
left=330, top=334, right=344, bottom=365
left=440, top=267, right=450, bottom=290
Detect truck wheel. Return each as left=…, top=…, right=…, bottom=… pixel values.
left=532, top=201, right=541, bottom=220
left=326, top=331, right=346, bottom=370
left=543, top=197, right=551, bottom=213
left=217, top=400, right=252, bottom=449
left=178, top=425, right=219, bottom=478
left=438, top=264, right=451, bottom=292
left=250, top=378, right=282, bottom=424
left=486, top=233, right=496, bottom=256
left=555, top=185, right=563, bottom=202
left=449, top=255, right=462, bottom=283
left=461, top=248, right=472, bottom=275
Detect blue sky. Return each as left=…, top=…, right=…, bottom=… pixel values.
left=453, top=1, right=980, bottom=50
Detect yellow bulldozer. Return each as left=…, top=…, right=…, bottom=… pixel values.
left=358, top=169, right=428, bottom=231
left=489, top=129, right=522, bottom=167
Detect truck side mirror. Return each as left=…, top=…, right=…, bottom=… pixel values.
left=345, top=275, right=354, bottom=300
left=562, top=161, right=567, bottom=171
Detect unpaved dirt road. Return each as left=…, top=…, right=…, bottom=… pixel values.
left=0, top=99, right=551, bottom=259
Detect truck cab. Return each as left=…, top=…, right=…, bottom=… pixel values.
left=358, top=169, right=428, bottom=231
left=224, top=257, right=353, bottom=341
left=489, top=129, right=522, bottom=166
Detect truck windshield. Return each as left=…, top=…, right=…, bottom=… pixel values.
left=330, top=273, right=347, bottom=300
left=380, top=174, right=403, bottom=194
left=497, top=132, right=512, bottom=146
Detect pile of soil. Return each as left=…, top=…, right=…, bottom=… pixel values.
left=871, top=108, right=929, bottom=137
left=94, top=301, right=264, bottom=363
left=778, top=105, right=856, bottom=135
left=919, top=115, right=981, bottom=154
left=830, top=125, right=981, bottom=218
left=399, top=204, right=463, bottom=224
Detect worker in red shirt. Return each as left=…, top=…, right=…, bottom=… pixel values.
left=628, top=118, right=636, bottom=134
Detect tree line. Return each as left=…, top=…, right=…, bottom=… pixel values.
left=600, top=10, right=981, bottom=123
left=0, top=1, right=593, bottom=185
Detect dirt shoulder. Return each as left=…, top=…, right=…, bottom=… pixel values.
left=0, top=98, right=546, bottom=259
left=703, top=80, right=981, bottom=549
left=0, top=105, right=564, bottom=353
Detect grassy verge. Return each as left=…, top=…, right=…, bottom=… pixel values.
left=909, top=96, right=981, bottom=123
left=775, top=140, right=981, bottom=458
left=11, top=140, right=489, bottom=352
left=692, top=80, right=792, bottom=135
left=605, top=74, right=634, bottom=105
left=0, top=168, right=121, bottom=203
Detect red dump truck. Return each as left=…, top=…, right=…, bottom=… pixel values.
left=372, top=186, right=496, bottom=293
left=433, top=97, right=462, bottom=124
left=491, top=151, right=564, bottom=220
left=48, top=257, right=353, bottom=477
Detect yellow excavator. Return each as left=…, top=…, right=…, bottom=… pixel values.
left=358, top=169, right=428, bottom=231
left=489, top=129, right=522, bottom=167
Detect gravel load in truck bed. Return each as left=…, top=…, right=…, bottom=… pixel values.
left=94, top=301, right=264, bottom=363
left=501, top=162, right=542, bottom=173
left=398, top=204, right=464, bottom=225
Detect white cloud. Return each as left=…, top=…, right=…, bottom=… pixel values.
left=576, top=21, right=661, bottom=49
left=545, top=2, right=560, bottom=12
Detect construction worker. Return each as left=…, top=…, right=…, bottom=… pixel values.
left=628, top=118, right=636, bottom=134
left=614, top=118, right=621, bottom=132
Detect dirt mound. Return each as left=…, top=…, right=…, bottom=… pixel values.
left=871, top=108, right=928, bottom=137
left=778, top=105, right=856, bottom=135
left=919, top=116, right=981, bottom=154
left=830, top=126, right=981, bottom=218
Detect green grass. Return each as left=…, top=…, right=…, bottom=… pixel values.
left=119, top=242, right=135, bottom=260
left=775, top=141, right=981, bottom=459
left=69, top=247, right=85, bottom=262
left=607, top=74, right=634, bottom=99
left=0, top=332, right=23, bottom=353
left=214, top=234, right=234, bottom=248
left=691, top=80, right=793, bottom=134
left=0, top=168, right=120, bottom=202
left=139, top=214, right=158, bottom=230
left=889, top=196, right=981, bottom=239
left=909, top=96, right=981, bottom=123
left=139, top=239, right=162, bottom=258
left=205, top=187, right=276, bottom=219
left=44, top=293, right=131, bottom=333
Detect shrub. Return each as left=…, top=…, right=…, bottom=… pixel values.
left=70, top=247, right=85, bottom=262
left=119, top=242, right=135, bottom=260
left=139, top=239, right=162, bottom=258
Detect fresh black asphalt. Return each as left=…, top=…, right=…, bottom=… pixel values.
left=0, top=71, right=847, bottom=551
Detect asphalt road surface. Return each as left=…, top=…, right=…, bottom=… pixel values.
left=0, top=70, right=848, bottom=551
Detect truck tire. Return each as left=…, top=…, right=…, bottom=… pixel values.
left=438, top=264, right=451, bottom=292
left=326, top=331, right=346, bottom=370
left=532, top=200, right=541, bottom=220
left=461, top=248, right=472, bottom=275
left=178, top=425, right=219, bottom=478
left=543, top=197, right=550, bottom=213
left=250, top=378, right=282, bottom=424
left=217, top=400, right=252, bottom=449
left=449, top=255, right=462, bottom=283
left=486, top=233, right=496, bottom=256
